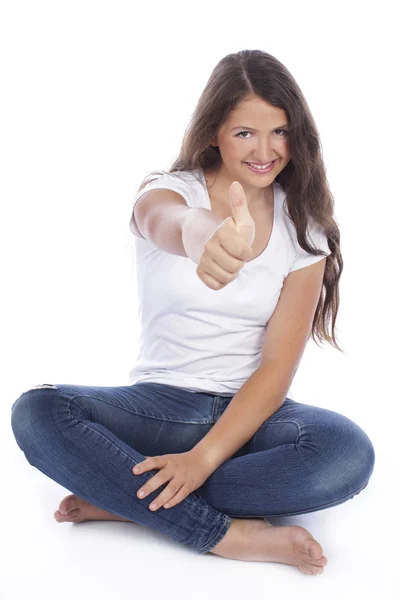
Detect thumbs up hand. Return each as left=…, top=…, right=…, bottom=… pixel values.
left=190, top=181, right=255, bottom=290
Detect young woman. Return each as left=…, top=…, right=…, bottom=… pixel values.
left=11, top=49, right=375, bottom=576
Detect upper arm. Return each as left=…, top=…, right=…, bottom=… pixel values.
left=259, top=257, right=327, bottom=375
left=132, top=188, right=190, bottom=238
left=132, top=188, right=191, bottom=256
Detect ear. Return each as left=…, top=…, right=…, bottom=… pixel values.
left=210, top=136, right=218, bottom=147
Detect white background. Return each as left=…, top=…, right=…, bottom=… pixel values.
left=2, top=0, right=399, bottom=598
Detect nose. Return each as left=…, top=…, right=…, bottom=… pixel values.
left=252, top=136, right=274, bottom=163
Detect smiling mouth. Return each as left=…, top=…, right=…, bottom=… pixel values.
left=245, top=160, right=276, bottom=167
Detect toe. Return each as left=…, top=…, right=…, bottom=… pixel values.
left=54, top=509, right=80, bottom=522
left=298, top=562, right=324, bottom=576
left=307, top=539, right=323, bottom=560
left=59, top=494, right=77, bottom=515
left=54, top=510, right=69, bottom=522
left=308, top=556, right=327, bottom=569
left=302, top=552, right=327, bottom=568
left=309, top=565, right=324, bottom=575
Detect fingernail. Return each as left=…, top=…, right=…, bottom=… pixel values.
left=150, top=503, right=157, bottom=510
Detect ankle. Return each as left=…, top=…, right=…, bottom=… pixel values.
left=209, top=518, right=249, bottom=555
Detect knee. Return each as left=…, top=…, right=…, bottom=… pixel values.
left=11, top=384, right=59, bottom=450
left=320, top=415, right=376, bottom=493
left=343, top=416, right=375, bottom=481
left=351, top=421, right=376, bottom=485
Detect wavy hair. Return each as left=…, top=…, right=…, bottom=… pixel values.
left=132, top=49, right=344, bottom=352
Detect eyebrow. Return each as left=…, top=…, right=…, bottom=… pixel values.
left=231, top=124, right=289, bottom=132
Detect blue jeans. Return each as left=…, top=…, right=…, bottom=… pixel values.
left=10, top=382, right=375, bottom=555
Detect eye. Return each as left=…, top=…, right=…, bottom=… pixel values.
left=275, top=128, right=288, bottom=136
left=236, top=131, right=251, bottom=139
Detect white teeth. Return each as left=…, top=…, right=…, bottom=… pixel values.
left=248, top=161, right=273, bottom=169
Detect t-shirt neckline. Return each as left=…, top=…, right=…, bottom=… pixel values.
left=199, top=167, right=278, bottom=267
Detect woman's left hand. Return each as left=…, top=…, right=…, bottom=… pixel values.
left=132, top=449, right=213, bottom=511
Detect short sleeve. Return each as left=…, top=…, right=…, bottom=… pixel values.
left=130, top=173, right=193, bottom=239
left=289, top=218, right=331, bottom=273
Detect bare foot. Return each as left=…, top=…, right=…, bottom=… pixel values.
left=54, top=456, right=153, bottom=524
left=209, top=518, right=328, bottom=576
left=54, top=494, right=133, bottom=524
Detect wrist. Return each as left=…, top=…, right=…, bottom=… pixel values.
left=181, top=208, right=225, bottom=264
left=190, top=442, right=221, bottom=475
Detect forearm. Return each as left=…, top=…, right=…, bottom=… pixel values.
left=192, top=361, right=294, bottom=473
left=181, top=208, right=225, bottom=264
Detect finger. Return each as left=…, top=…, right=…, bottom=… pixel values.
left=132, top=456, right=161, bottom=475
left=198, top=269, right=224, bottom=290
left=204, top=257, right=238, bottom=286
left=150, top=481, right=185, bottom=511
left=205, top=239, right=246, bottom=272
left=164, top=485, right=191, bottom=509
left=136, top=469, right=171, bottom=500
left=229, top=181, right=252, bottom=225
left=229, top=181, right=255, bottom=246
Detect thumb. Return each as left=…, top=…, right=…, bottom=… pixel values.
left=229, top=181, right=255, bottom=247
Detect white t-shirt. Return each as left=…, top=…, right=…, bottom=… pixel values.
left=128, top=167, right=331, bottom=399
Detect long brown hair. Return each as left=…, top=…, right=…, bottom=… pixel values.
left=133, top=49, right=344, bottom=352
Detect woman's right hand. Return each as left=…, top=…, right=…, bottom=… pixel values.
left=182, top=181, right=255, bottom=290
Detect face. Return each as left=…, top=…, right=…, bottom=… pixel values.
left=210, top=95, right=291, bottom=200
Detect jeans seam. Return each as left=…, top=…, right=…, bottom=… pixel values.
left=68, top=393, right=212, bottom=426
left=266, top=419, right=302, bottom=444
left=66, top=395, right=209, bottom=513
left=67, top=395, right=141, bottom=464
left=211, top=397, right=220, bottom=423
left=225, top=479, right=371, bottom=519
left=253, top=420, right=301, bottom=448
left=196, top=514, right=233, bottom=554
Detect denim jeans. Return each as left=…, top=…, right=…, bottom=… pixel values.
left=10, top=381, right=375, bottom=555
